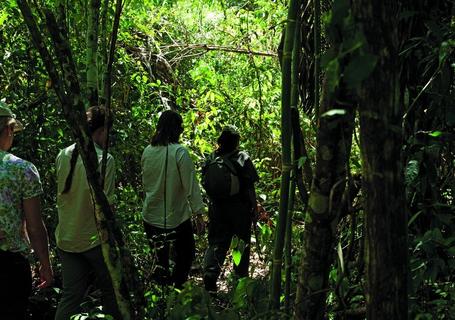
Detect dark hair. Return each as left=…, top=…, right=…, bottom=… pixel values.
left=151, top=110, right=183, bottom=146
left=217, top=128, right=240, bottom=155
left=61, top=106, right=112, bottom=194
left=86, top=105, right=113, bottom=134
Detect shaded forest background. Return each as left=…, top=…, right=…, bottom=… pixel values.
left=0, top=0, right=454, bottom=319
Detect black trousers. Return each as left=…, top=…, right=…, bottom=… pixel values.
left=144, top=219, right=195, bottom=289
left=203, top=199, right=252, bottom=282
left=0, top=250, right=32, bottom=320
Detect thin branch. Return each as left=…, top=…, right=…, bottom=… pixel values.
left=101, top=0, right=124, bottom=186
left=161, top=43, right=278, bottom=58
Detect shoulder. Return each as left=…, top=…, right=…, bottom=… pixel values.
left=57, top=144, right=76, bottom=160
left=231, top=150, right=250, bottom=167
left=237, top=151, right=250, bottom=161
left=4, top=153, right=35, bottom=170
left=5, top=153, right=41, bottom=181
left=173, top=144, right=190, bottom=157
left=143, top=144, right=153, bottom=153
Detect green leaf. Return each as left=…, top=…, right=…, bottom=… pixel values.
left=337, top=242, right=345, bottom=274
left=326, top=59, right=340, bottom=94
left=405, top=159, right=419, bottom=186
left=232, top=249, right=242, bottom=266
left=429, top=130, right=442, bottom=137
left=321, top=109, right=346, bottom=118
left=447, top=246, right=455, bottom=257
left=0, top=10, right=8, bottom=27
left=344, top=53, right=377, bottom=90
left=408, top=210, right=423, bottom=227
left=331, top=0, right=350, bottom=26
left=297, top=156, right=307, bottom=169
left=321, top=50, right=337, bottom=68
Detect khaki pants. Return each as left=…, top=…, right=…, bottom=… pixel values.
left=55, top=245, right=121, bottom=320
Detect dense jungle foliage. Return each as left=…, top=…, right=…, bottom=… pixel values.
left=0, top=0, right=454, bottom=319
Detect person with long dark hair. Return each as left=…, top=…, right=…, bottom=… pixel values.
left=54, top=106, right=121, bottom=320
left=0, top=101, right=53, bottom=319
left=142, top=110, right=205, bottom=289
left=202, top=125, right=259, bottom=292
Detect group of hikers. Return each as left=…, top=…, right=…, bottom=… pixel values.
left=0, top=102, right=259, bottom=320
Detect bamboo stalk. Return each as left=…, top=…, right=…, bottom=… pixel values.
left=270, top=0, right=301, bottom=311
left=284, top=176, right=296, bottom=312
left=284, top=16, right=301, bottom=313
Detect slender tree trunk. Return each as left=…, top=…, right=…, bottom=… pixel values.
left=285, top=18, right=302, bottom=313
left=313, top=0, right=321, bottom=118
left=284, top=176, right=296, bottom=313
left=352, top=1, right=408, bottom=319
left=294, top=78, right=355, bottom=319
left=101, top=0, right=123, bottom=187
left=86, top=0, right=101, bottom=105
left=294, top=0, right=356, bottom=315
left=99, top=0, right=110, bottom=101
left=270, top=0, right=301, bottom=311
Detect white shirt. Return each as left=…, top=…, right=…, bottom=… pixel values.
left=141, top=143, right=204, bottom=229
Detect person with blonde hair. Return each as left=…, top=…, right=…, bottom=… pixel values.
left=0, top=101, right=53, bottom=319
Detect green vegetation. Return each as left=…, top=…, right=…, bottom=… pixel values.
left=1, top=0, right=454, bottom=319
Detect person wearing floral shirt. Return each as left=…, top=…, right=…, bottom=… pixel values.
left=0, top=101, right=53, bottom=319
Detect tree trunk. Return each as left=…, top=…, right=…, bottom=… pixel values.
left=294, top=0, right=356, bottom=315
left=294, top=79, right=355, bottom=319
left=86, top=0, right=101, bottom=105
left=270, top=0, right=300, bottom=310
left=352, top=1, right=408, bottom=319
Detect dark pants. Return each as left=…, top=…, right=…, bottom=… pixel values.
left=0, top=250, right=32, bottom=320
left=54, top=246, right=121, bottom=320
left=203, top=199, right=252, bottom=283
left=144, top=219, right=195, bottom=289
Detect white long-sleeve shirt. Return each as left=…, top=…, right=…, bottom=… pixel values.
left=141, top=143, right=204, bottom=229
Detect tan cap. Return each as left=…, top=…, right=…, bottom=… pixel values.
left=0, top=101, right=24, bottom=132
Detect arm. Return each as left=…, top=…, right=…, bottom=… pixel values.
left=24, top=197, right=53, bottom=288
left=177, top=147, right=205, bottom=215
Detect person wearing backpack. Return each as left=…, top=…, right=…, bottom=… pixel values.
left=142, top=110, right=205, bottom=289
left=202, top=126, right=259, bottom=292
left=54, top=106, right=121, bottom=320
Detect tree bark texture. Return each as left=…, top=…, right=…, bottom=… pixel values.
left=352, top=1, right=408, bottom=319
left=294, top=79, right=355, bottom=319
left=294, top=0, right=356, bottom=316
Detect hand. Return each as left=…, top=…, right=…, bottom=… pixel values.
left=37, top=264, right=54, bottom=289
left=193, top=214, right=205, bottom=235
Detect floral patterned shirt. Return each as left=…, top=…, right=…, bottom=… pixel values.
left=0, top=150, right=43, bottom=252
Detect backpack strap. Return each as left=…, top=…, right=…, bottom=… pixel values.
left=221, top=150, right=238, bottom=176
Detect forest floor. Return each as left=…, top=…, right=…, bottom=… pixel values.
left=27, top=236, right=269, bottom=319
